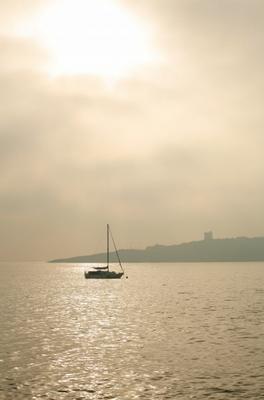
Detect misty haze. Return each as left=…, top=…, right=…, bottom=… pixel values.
left=1, top=0, right=264, bottom=261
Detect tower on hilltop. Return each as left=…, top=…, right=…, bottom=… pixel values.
left=204, top=231, right=213, bottom=241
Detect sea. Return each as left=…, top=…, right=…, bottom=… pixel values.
left=0, top=262, right=263, bottom=400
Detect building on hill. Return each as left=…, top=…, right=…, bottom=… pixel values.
left=204, top=231, right=213, bottom=241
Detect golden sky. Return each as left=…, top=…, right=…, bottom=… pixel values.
left=1, top=0, right=264, bottom=260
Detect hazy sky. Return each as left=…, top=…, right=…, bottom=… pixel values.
left=1, top=0, right=264, bottom=260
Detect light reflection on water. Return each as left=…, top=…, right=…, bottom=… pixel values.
left=0, top=262, right=264, bottom=399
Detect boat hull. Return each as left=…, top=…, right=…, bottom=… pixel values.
left=84, top=271, right=124, bottom=279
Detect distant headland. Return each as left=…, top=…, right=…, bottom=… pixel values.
left=49, top=232, right=264, bottom=263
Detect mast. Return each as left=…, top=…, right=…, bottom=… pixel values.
left=109, top=225, right=124, bottom=273
left=107, top=224, right=109, bottom=271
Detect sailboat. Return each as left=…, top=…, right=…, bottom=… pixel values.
left=84, top=224, right=124, bottom=279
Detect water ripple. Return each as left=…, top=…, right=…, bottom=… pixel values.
left=0, top=262, right=264, bottom=399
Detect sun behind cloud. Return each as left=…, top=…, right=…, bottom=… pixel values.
left=21, top=0, right=158, bottom=82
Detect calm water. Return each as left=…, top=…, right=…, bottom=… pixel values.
left=0, top=262, right=264, bottom=400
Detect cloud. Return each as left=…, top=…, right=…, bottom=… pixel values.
left=0, top=0, right=264, bottom=259
left=0, top=36, right=49, bottom=72
left=0, top=1, right=46, bottom=37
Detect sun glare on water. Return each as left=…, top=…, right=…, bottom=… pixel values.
left=25, top=0, right=157, bottom=82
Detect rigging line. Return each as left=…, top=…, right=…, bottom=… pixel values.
left=109, top=227, right=124, bottom=273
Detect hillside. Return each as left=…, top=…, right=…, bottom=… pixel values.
left=49, top=236, right=264, bottom=263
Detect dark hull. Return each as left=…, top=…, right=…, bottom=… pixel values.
left=84, top=271, right=124, bottom=279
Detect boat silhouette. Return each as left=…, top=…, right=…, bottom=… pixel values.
left=84, top=224, right=124, bottom=279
